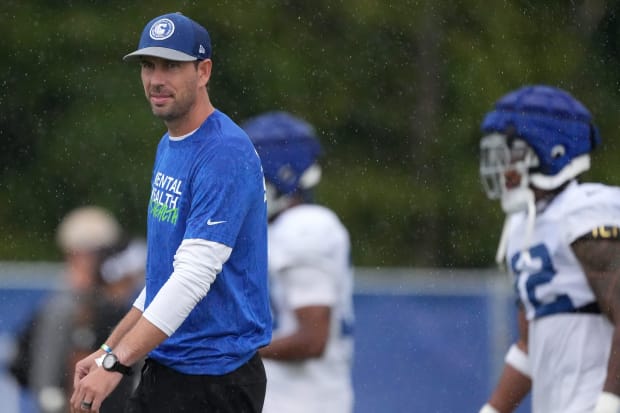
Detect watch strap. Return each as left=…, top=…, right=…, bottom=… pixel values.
left=113, top=360, right=133, bottom=376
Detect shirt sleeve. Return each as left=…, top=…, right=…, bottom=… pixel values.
left=184, top=143, right=262, bottom=247
left=283, top=265, right=338, bottom=309
left=270, top=206, right=349, bottom=309
left=564, top=187, right=620, bottom=243
left=132, top=287, right=146, bottom=311
left=143, top=239, right=232, bottom=336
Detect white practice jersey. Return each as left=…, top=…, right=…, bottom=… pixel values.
left=262, top=204, right=354, bottom=413
left=504, top=181, right=620, bottom=413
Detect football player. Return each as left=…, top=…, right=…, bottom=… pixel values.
left=242, top=111, right=355, bottom=413
left=478, top=85, right=620, bottom=413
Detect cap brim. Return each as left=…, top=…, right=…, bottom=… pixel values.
left=123, top=47, right=198, bottom=62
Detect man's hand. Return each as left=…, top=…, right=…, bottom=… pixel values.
left=72, top=351, right=104, bottom=387
left=70, top=367, right=123, bottom=413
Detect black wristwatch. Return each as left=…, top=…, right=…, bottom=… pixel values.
left=102, top=353, right=133, bottom=376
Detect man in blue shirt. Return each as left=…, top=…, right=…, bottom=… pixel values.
left=69, top=12, right=271, bottom=413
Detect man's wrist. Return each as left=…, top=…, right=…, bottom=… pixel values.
left=101, top=352, right=133, bottom=376
left=100, top=343, right=113, bottom=353
left=94, top=353, right=106, bottom=367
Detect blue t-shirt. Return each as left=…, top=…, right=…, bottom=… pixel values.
left=145, top=110, right=271, bottom=375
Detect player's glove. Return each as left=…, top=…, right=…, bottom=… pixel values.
left=479, top=403, right=500, bottom=413
left=593, top=392, right=620, bottom=413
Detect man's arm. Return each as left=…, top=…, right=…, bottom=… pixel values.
left=105, top=239, right=232, bottom=365
left=69, top=311, right=168, bottom=413
left=479, top=305, right=531, bottom=413
left=572, top=237, right=620, bottom=410
left=259, top=306, right=330, bottom=360
left=70, top=240, right=230, bottom=412
left=110, top=315, right=169, bottom=366
left=71, top=305, right=143, bottom=387
left=104, top=306, right=144, bottom=350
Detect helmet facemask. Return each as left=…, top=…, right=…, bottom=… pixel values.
left=480, top=133, right=539, bottom=214
left=480, top=133, right=539, bottom=265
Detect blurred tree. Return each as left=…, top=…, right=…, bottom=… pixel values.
left=1, top=0, right=619, bottom=268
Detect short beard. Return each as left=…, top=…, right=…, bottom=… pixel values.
left=151, top=94, right=195, bottom=123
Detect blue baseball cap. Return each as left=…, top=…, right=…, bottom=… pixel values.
left=123, top=12, right=211, bottom=62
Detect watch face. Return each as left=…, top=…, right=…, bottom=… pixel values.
left=102, top=353, right=117, bottom=370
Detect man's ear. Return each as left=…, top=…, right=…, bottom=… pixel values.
left=197, top=59, right=212, bottom=87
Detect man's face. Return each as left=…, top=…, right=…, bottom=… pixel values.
left=480, top=134, right=539, bottom=198
left=139, top=57, right=206, bottom=122
left=64, top=250, right=99, bottom=293
left=503, top=139, right=532, bottom=190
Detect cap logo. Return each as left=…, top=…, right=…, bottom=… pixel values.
left=149, top=18, right=175, bottom=40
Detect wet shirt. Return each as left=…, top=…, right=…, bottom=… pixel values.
left=263, top=204, right=355, bottom=413
left=145, top=110, right=271, bottom=375
left=505, top=181, right=620, bottom=413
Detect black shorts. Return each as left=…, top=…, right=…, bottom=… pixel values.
left=124, top=353, right=266, bottom=413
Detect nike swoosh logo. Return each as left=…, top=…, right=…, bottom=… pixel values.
left=207, top=219, right=227, bottom=226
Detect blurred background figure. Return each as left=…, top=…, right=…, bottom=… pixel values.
left=67, top=237, right=146, bottom=412
left=8, top=206, right=144, bottom=413
left=242, top=111, right=355, bottom=413
left=98, top=238, right=146, bottom=307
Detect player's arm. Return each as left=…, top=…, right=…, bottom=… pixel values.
left=572, top=228, right=620, bottom=412
left=259, top=305, right=330, bottom=360
left=479, top=304, right=531, bottom=413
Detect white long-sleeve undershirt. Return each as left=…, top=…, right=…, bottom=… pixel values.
left=132, top=238, right=232, bottom=336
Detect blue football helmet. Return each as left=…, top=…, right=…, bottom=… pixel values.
left=242, top=111, right=323, bottom=217
left=479, top=85, right=600, bottom=264
left=480, top=85, right=600, bottom=213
